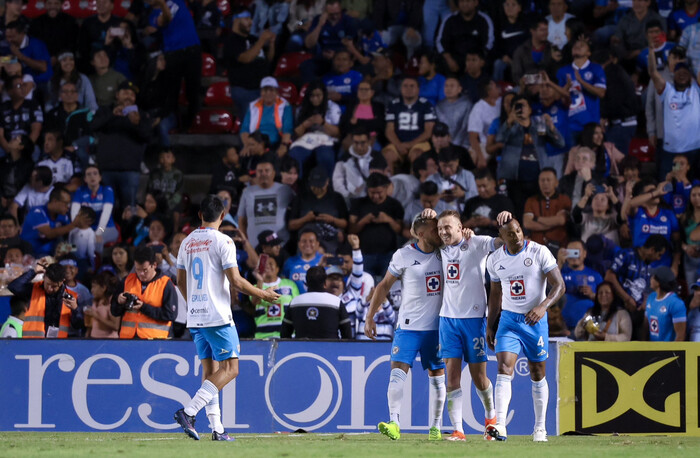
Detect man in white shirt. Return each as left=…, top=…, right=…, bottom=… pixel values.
left=468, top=80, right=501, bottom=168
left=9, top=165, right=53, bottom=219
left=546, top=0, right=575, bottom=50
left=175, top=195, right=280, bottom=441
left=485, top=218, right=565, bottom=442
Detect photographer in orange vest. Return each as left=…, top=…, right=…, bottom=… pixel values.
left=111, top=245, right=177, bottom=339
left=8, top=260, right=81, bottom=338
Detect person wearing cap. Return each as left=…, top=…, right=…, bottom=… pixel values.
left=426, top=146, right=478, bottom=214
left=256, top=230, right=288, bottom=268
left=59, top=254, right=93, bottom=333
left=644, top=266, right=686, bottom=341
left=649, top=37, right=700, bottom=178
left=282, top=227, right=324, bottom=294
left=288, top=166, right=348, bottom=254
left=281, top=265, right=353, bottom=339
left=223, top=6, right=276, bottom=118
left=240, top=76, right=294, bottom=156
left=645, top=45, right=685, bottom=155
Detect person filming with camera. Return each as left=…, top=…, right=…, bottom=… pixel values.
left=111, top=245, right=178, bottom=339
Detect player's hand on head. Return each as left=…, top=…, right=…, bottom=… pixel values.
left=496, top=211, right=512, bottom=226
left=420, top=208, right=437, bottom=219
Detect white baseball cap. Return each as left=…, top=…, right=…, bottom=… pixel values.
left=260, top=76, right=279, bottom=89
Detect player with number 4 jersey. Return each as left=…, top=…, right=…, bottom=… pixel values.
left=174, top=196, right=280, bottom=442
left=485, top=218, right=564, bottom=443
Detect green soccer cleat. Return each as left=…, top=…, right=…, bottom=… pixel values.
left=428, top=427, right=442, bottom=441
left=378, top=421, right=401, bottom=440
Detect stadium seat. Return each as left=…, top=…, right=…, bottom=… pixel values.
left=22, top=0, right=47, bottom=19
left=113, top=0, right=131, bottom=17
left=202, top=53, right=217, bottom=77
left=189, top=109, right=236, bottom=134
left=278, top=81, right=299, bottom=105
left=274, top=52, right=312, bottom=78
left=62, top=0, right=97, bottom=19
left=218, top=0, right=231, bottom=16
left=628, top=138, right=654, bottom=162
left=204, top=81, right=233, bottom=107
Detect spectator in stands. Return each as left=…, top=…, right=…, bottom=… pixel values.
left=147, top=148, right=183, bottom=219
left=339, top=80, right=385, bottom=149
left=383, top=76, right=436, bottom=172
left=663, top=155, right=699, bottom=218
left=44, top=81, right=91, bottom=149
left=611, top=0, right=666, bottom=62
left=645, top=266, right=687, bottom=341
left=47, top=53, right=96, bottom=113
left=104, top=20, right=144, bottom=82
left=426, top=122, right=474, bottom=171
left=462, top=168, right=516, bottom=237
left=426, top=147, right=478, bottom=213
left=77, top=0, right=122, bottom=72
left=573, top=183, right=621, bottom=244
left=636, top=20, right=675, bottom=72
left=485, top=91, right=515, bottom=159
left=251, top=0, right=289, bottom=36
left=9, top=165, right=53, bottom=220
left=111, top=245, right=177, bottom=339
left=559, top=147, right=605, bottom=208
left=92, top=80, right=150, bottom=210
left=349, top=172, right=403, bottom=277
left=0, top=134, right=33, bottom=205
left=367, top=48, right=401, bottom=108
left=89, top=49, right=127, bottom=108
left=668, top=0, right=700, bottom=42
left=492, top=0, right=529, bottom=82
left=0, top=74, right=42, bottom=154
left=682, top=185, right=700, bottom=287
left=215, top=188, right=237, bottom=225
left=547, top=0, right=574, bottom=50
left=532, top=73, right=571, bottom=176
left=287, top=167, right=348, bottom=253
left=512, top=16, right=552, bottom=84
left=459, top=49, right=491, bottom=105
left=4, top=20, right=52, bottom=87
left=84, top=271, right=120, bottom=338
left=279, top=155, right=300, bottom=193
left=679, top=12, right=700, bottom=76
left=238, top=154, right=295, bottom=247
left=71, top=165, right=119, bottom=250
left=436, top=78, right=472, bottom=150
left=103, top=243, right=133, bottom=281
left=148, top=0, right=202, bottom=131
left=372, top=0, right=422, bottom=59
left=523, top=167, right=571, bottom=250
left=38, top=131, right=74, bottom=185
left=282, top=227, right=324, bottom=293
left=558, top=240, right=603, bottom=331
left=323, top=49, right=363, bottom=108
left=191, top=0, right=222, bottom=54
left=565, top=122, right=624, bottom=180
left=287, top=0, right=325, bottom=51
left=251, top=254, right=299, bottom=338
left=468, top=80, right=502, bottom=169
left=209, top=147, right=243, bottom=193
left=416, top=51, right=445, bottom=107
left=61, top=255, right=93, bottom=315
left=29, top=0, right=79, bottom=60
left=289, top=81, right=342, bottom=176
left=0, top=213, right=32, bottom=256
left=256, top=229, right=288, bottom=269
left=402, top=180, right=449, bottom=239
left=646, top=45, right=685, bottom=154
left=241, top=77, right=294, bottom=156
left=21, top=187, right=85, bottom=257
left=281, top=265, right=353, bottom=338
left=0, top=0, right=28, bottom=49
left=688, top=281, right=700, bottom=341
left=138, top=52, right=177, bottom=147
left=0, top=296, right=28, bottom=338
left=574, top=281, right=632, bottom=341
left=8, top=260, right=82, bottom=338
left=223, top=6, right=276, bottom=118
left=438, top=0, right=494, bottom=74
left=333, top=127, right=378, bottom=202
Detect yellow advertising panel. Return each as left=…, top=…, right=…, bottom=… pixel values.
left=559, top=342, right=700, bottom=436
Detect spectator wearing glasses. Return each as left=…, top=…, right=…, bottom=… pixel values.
left=0, top=74, right=43, bottom=156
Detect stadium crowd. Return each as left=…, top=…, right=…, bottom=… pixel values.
left=1, top=0, right=700, bottom=343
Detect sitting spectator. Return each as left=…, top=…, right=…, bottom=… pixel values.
left=68, top=207, right=97, bottom=274
left=411, top=152, right=440, bottom=183
left=88, top=49, right=126, bottom=108
left=564, top=122, right=624, bottom=179
left=668, top=0, right=700, bottom=41
left=237, top=155, right=295, bottom=246
left=417, top=50, right=446, bottom=106
left=339, top=80, right=385, bottom=149
left=468, top=80, right=502, bottom=169
left=460, top=49, right=491, bottom=105
left=279, top=155, right=300, bottom=193
left=426, top=147, right=478, bottom=213
left=47, top=51, right=98, bottom=113
left=558, top=240, right=604, bottom=331
left=215, top=188, right=238, bottom=226
left=44, top=82, right=92, bottom=169
left=209, top=146, right=244, bottom=193
left=0, top=135, right=33, bottom=205
left=240, top=77, right=294, bottom=155
left=523, top=168, right=571, bottom=250
left=611, top=0, right=666, bottom=62
left=8, top=260, right=81, bottom=338
left=636, top=20, right=675, bottom=73
left=289, top=81, right=342, bottom=176
left=574, top=281, right=632, bottom=341
left=382, top=76, right=436, bottom=172
left=147, top=147, right=184, bottom=222
left=9, top=166, right=53, bottom=220
left=0, top=74, right=43, bottom=154
left=438, top=0, right=494, bottom=74
left=547, top=0, right=574, bottom=50
left=0, top=214, right=32, bottom=257
left=20, top=187, right=82, bottom=257
left=77, top=0, right=122, bottom=71
left=462, top=168, right=516, bottom=237
left=250, top=254, right=299, bottom=339
left=559, top=146, right=606, bottom=208
left=256, top=229, right=288, bottom=270
left=28, top=0, right=79, bottom=60
left=103, top=243, right=133, bottom=281
left=121, top=191, right=168, bottom=246
left=532, top=73, right=572, bottom=177
left=512, top=16, right=552, bottom=84
left=664, top=154, right=699, bottom=218
left=367, top=48, right=401, bottom=108
left=38, top=131, right=74, bottom=185
left=683, top=184, right=700, bottom=287
left=286, top=0, right=324, bottom=52
left=323, top=49, right=363, bottom=108
left=645, top=266, right=687, bottom=341
left=426, top=122, right=474, bottom=172
left=372, top=0, right=422, bottom=58
left=0, top=296, right=28, bottom=338
left=71, top=165, right=119, bottom=250
left=4, top=20, right=52, bottom=86
left=573, top=183, right=622, bottom=244
left=349, top=172, right=404, bottom=277
left=492, top=0, right=528, bottom=82
left=333, top=127, right=380, bottom=203
left=287, top=167, right=349, bottom=253
left=223, top=6, right=276, bottom=117
left=84, top=271, right=120, bottom=338
left=280, top=266, right=353, bottom=338
left=436, top=78, right=472, bottom=150
left=237, top=131, right=273, bottom=180
left=402, top=181, right=449, bottom=239
left=282, top=227, right=324, bottom=294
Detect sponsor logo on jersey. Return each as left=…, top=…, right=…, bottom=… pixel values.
left=184, top=238, right=213, bottom=254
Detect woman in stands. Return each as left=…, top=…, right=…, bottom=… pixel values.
left=682, top=184, right=700, bottom=289
left=121, top=191, right=168, bottom=246
left=102, top=243, right=133, bottom=281
left=71, top=165, right=119, bottom=253
left=564, top=122, right=624, bottom=179
left=339, top=79, right=385, bottom=151
left=571, top=183, right=622, bottom=245
left=47, top=50, right=98, bottom=112
left=574, top=281, right=632, bottom=341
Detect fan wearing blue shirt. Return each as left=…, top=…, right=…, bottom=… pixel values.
left=645, top=266, right=687, bottom=341
left=560, top=241, right=603, bottom=330
left=668, top=0, right=700, bottom=41
left=636, top=21, right=676, bottom=71
left=282, top=228, right=324, bottom=294
left=322, top=50, right=363, bottom=109
left=417, top=51, right=445, bottom=106
left=4, top=20, right=52, bottom=84
left=20, top=188, right=80, bottom=258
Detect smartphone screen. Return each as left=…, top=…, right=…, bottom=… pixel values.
left=257, top=254, right=269, bottom=275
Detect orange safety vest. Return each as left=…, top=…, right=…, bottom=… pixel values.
left=249, top=97, right=287, bottom=134
left=119, top=273, right=172, bottom=339
left=23, top=283, right=75, bottom=338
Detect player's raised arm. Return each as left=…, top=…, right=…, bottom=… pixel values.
left=225, top=267, right=281, bottom=303
left=364, top=271, right=398, bottom=340
left=486, top=281, right=502, bottom=351
left=525, top=268, right=565, bottom=325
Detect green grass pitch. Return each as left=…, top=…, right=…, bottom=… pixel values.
left=1, top=432, right=699, bottom=457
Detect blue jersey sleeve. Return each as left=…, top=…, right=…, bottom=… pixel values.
left=103, top=186, right=115, bottom=205
left=488, top=118, right=500, bottom=135
left=670, top=297, right=687, bottom=323
left=593, top=64, right=607, bottom=88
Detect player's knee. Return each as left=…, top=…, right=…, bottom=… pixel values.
left=221, top=359, right=239, bottom=380
left=497, top=361, right=514, bottom=376
left=529, top=364, right=545, bottom=381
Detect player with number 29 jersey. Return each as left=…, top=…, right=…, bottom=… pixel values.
left=176, top=227, right=238, bottom=328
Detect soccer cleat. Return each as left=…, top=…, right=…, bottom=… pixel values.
left=485, top=423, right=507, bottom=441
left=533, top=428, right=548, bottom=442
left=445, top=431, right=466, bottom=441
left=483, top=416, right=497, bottom=441
left=212, top=431, right=236, bottom=441
left=378, top=421, right=401, bottom=440
left=428, top=426, right=442, bottom=441
left=174, top=408, right=200, bottom=440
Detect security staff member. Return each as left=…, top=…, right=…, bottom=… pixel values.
left=281, top=266, right=353, bottom=339
left=8, top=261, right=81, bottom=338
left=111, top=245, right=178, bottom=339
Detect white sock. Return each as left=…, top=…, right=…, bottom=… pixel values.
left=429, top=375, right=446, bottom=429
left=205, top=392, right=224, bottom=434
left=184, top=379, right=218, bottom=417
left=477, top=381, right=496, bottom=420
left=387, top=368, right=407, bottom=427
left=446, top=388, right=463, bottom=433
left=532, top=377, right=549, bottom=430
left=495, top=374, right=512, bottom=427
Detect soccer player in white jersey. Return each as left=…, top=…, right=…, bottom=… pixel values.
left=485, top=218, right=564, bottom=442
left=434, top=209, right=511, bottom=441
left=365, top=213, right=446, bottom=441
left=174, top=196, right=280, bottom=441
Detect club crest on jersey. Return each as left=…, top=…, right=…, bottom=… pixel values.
left=267, top=304, right=281, bottom=318
left=650, top=317, right=659, bottom=333
left=446, top=263, right=460, bottom=280
left=306, top=307, right=319, bottom=320
left=524, top=258, right=533, bottom=267
left=460, top=243, right=468, bottom=251
left=425, top=273, right=441, bottom=295
left=510, top=279, right=525, bottom=298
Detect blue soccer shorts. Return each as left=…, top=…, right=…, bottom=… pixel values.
left=495, top=310, right=548, bottom=362
left=190, top=324, right=240, bottom=361
left=439, top=317, right=488, bottom=364
left=390, top=327, right=445, bottom=371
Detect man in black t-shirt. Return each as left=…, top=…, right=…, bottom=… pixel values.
left=437, top=0, right=494, bottom=74
left=0, top=75, right=43, bottom=153
left=223, top=7, right=275, bottom=117
left=349, top=173, right=404, bottom=277
left=462, top=168, right=515, bottom=237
